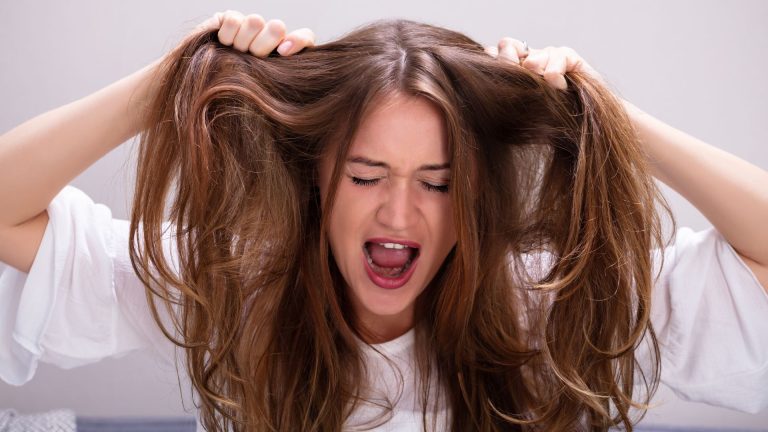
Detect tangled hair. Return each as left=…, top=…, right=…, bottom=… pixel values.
left=128, top=19, right=674, bottom=431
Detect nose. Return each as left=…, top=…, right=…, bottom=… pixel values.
left=376, top=181, right=419, bottom=231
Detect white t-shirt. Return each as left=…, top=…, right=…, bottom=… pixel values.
left=1, top=186, right=767, bottom=430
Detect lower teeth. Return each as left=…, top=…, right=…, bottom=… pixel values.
left=367, top=258, right=411, bottom=278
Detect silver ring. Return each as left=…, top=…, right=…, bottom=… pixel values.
left=521, top=40, right=529, bottom=55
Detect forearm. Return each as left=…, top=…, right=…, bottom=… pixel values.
left=0, top=57, right=163, bottom=228
left=624, top=100, right=768, bottom=268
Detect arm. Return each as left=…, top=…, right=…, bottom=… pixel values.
left=0, top=58, right=161, bottom=230
left=0, top=59, right=161, bottom=272
left=0, top=12, right=314, bottom=273
left=487, top=39, right=768, bottom=292
left=624, top=100, right=768, bottom=292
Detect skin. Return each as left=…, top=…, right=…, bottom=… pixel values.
left=317, top=94, right=457, bottom=343
left=488, top=39, right=768, bottom=292
left=196, top=10, right=315, bottom=56
left=0, top=11, right=316, bottom=272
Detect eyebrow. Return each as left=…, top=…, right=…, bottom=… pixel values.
left=347, top=156, right=450, bottom=172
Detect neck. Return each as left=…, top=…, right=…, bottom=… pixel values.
left=356, top=310, right=414, bottom=344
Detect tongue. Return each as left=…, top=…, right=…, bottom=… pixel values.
left=367, top=243, right=411, bottom=268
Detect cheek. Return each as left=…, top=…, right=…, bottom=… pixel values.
left=434, top=199, right=457, bottom=245
left=326, top=185, right=371, bottom=249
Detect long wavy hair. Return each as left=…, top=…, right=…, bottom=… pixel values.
left=128, top=19, right=674, bottom=431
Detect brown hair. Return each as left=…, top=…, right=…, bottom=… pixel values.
left=129, top=19, right=674, bottom=431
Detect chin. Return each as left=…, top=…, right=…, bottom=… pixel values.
left=351, top=275, right=423, bottom=319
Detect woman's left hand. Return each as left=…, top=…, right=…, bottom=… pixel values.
left=486, top=38, right=603, bottom=90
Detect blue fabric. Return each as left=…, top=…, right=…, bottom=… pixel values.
left=75, top=417, right=196, bottom=432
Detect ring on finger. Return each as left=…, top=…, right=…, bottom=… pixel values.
left=520, top=40, right=530, bottom=59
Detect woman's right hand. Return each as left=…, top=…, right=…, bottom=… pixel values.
left=194, top=10, right=316, bottom=57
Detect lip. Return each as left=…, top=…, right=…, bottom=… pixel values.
left=361, top=237, right=421, bottom=290
left=365, top=237, right=422, bottom=249
left=361, top=250, right=419, bottom=290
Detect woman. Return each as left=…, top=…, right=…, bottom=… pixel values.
left=0, top=11, right=766, bottom=431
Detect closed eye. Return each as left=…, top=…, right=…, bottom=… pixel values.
left=421, top=182, right=449, bottom=194
left=350, top=176, right=449, bottom=193
left=350, top=176, right=380, bottom=187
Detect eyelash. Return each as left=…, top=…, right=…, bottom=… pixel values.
left=350, top=176, right=449, bottom=194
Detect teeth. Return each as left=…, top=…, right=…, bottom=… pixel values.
left=367, top=256, right=412, bottom=277
left=379, top=242, right=408, bottom=249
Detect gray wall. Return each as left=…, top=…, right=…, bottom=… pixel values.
left=1, top=0, right=767, bottom=429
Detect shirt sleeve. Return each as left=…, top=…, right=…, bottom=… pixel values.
left=642, top=226, right=768, bottom=414
left=0, top=186, right=177, bottom=386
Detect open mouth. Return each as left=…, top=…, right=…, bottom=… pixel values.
left=363, top=241, right=420, bottom=278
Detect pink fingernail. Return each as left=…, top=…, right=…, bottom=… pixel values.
left=277, top=41, right=293, bottom=55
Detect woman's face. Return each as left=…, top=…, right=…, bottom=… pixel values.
left=318, top=93, right=457, bottom=341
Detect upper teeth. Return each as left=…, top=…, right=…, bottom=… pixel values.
left=379, top=242, right=408, bottom=249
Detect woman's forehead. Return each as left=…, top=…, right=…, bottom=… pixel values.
left=347, top=93, right=450, bottom=169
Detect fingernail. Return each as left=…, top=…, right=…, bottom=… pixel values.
left=277, top=40, right=293, bottom=55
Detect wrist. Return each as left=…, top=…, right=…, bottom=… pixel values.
left=124, top=57, right=166, bottom=135
left=621, top=99, right=667, bottom=182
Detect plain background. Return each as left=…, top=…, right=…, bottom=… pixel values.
left=1, top=0, right=767, bottom=429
